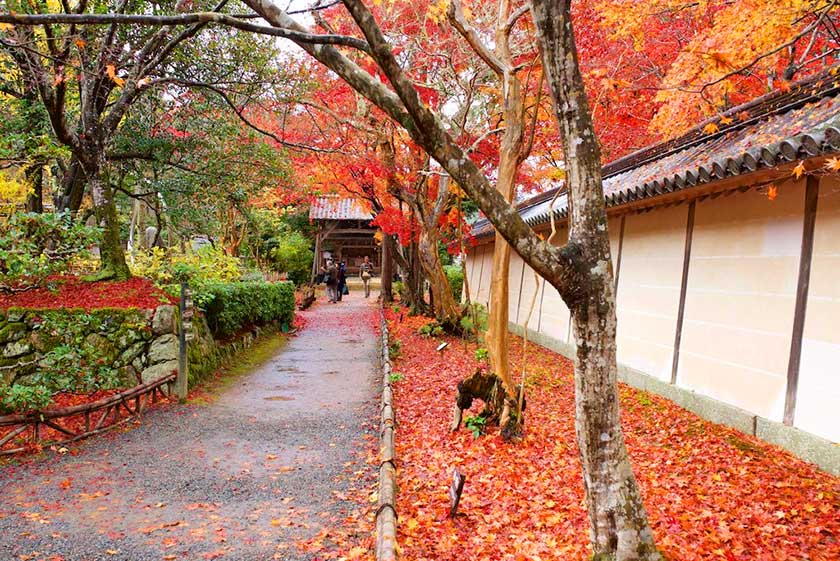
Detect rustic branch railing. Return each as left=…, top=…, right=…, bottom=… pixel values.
left=0, top=373, right=176, bottom=455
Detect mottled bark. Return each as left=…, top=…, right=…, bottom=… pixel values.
left=530, top=0, right=659, bottom=559
left=84, top=150, right=131, bottom=280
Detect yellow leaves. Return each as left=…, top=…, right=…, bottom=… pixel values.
left=719, top=115, right=733, bottom=126
left=106, top=64, right=125, bottom=87
left=767, top=185, right=778, bottom=201
left=426, top=0, right=451, bottom=24
left=824, top=157, right=840, bottom=172
left=702, top=122, right=719, bottom=135
left=792, top=161, right=806, bottom=179
left=0, top=170, right=31, bottom=210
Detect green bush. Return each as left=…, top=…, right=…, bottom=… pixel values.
left=444, top=264, right=464, bottom=303
left=0, top=211, right=100, bottom=288
left=202, top=281, right=294, bottom=338
left=266, top=231, right=313, bottom=285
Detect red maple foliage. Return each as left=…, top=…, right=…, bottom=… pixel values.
left=385, top=308, right=840, bottom=560
left=0, top=276, right=176, bottom=311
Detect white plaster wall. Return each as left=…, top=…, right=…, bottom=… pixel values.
left=475, top=244, right=493, bottom=308
left=508, top=253, right=526, bottom=323
left=537, top=225, right=573, bottom=343
left=516, top=262, right=542, bottom=329
left=797, top=176, right=840, bottom=442
left=616, top=206, right=688, bottom=381
left=677, top=182, right=803, bottom=421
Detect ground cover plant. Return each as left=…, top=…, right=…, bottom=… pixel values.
left=385, top=307, right=840, bottom=561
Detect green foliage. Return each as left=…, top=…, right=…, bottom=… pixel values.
left=389, top=372, right=404, bottom=383
left=0, top=384, right=52, bottom=414
left=131, top=246, right=243, bottom=307
left=464, top=414, right=488, bottom=438
left=392, top=281, right=406, bottom=301
left=0, top=212, right=101, bottom=288
left=418, top=322, right=444, bottom=337
left=460, top=302, right=489, bottom=335
left=444, top=264, right=464, bottom=303
left=388, top=338, right=401, bottom=361
left=0, top=309, right=147, bottom=414
left=474, top=347, right=490, bottom=362
left=202, top=281, right=295, bottom=338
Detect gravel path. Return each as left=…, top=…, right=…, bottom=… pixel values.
left=0, top=293, right=381, bottom=561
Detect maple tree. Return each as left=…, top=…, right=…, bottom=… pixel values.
left=0, top=0, right=293, bottom=279
left=5, top=1, right=840, bottom=559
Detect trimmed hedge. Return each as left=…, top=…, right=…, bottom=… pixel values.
left=202, top=281, right=295, bottom=338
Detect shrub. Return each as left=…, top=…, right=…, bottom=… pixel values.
left=0, top=211, right=100, bottom=290
left=131, top=246, right=244, bottom=307
left=444, top=264, right=464, bottom=303
left=266, top=231, right=313, bottom=285
left=202, top=281, right=294, bottom=338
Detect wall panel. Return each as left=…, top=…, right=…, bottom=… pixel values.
left=678, top=181, right=803, bottom=420
left=797, top=177, right=840, bottom=442
left=616, top=205, right=688, bottom=381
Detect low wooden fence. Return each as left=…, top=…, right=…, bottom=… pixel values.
left=0, top=373, right=175, bottom=455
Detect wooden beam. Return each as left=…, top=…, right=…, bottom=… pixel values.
left=671, top=200, right=696, bottom=385
left=614, top=214, right=626, bottom=290
left=784, top=175, right=820, bottom=426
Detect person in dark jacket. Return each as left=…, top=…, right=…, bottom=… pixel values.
left=322, top=259, right=338, bottom=303
left=336, top=261, right=348, bottom=301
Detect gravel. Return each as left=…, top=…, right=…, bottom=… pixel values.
left=0, top=294, right=381, bottom=561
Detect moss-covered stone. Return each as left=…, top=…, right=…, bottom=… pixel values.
left=0, top=322, right=26, bottom=344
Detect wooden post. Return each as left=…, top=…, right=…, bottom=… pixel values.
left=449, top=468, right=466, bottom=518
left=176, top=282, right=190, bottom=402
left=784, top=175, right=820, bottom=426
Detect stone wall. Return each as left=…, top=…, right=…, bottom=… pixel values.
left=0, top=305, right=180, bottom=392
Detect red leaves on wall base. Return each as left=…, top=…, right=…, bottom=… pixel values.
left=385, top=308, right=840, bottom=560
left=0, top=276, right=176, bottom=311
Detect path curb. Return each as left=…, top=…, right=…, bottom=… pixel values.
left=376, top=307, right=398, bottom=561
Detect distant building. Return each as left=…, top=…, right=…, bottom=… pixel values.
left=468, top=71, right=840, bottom=474
left=309, top=196, right=380, bottom=278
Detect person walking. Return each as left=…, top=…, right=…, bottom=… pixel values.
left=323, top=259, right=338, bottom=303
left=336, top=261, right=348, bottom=301
left=359, top=256, right=373, bottom=298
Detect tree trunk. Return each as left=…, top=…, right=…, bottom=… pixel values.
left=86, top=152, right=131, bottom=280
left=417, top=227, right=461, bottom=329
left=380, top=231, right=394, bottom=302
left=24, top=164, right=44, bottom=213
left=530, top=0, right=659, bottom=558
left=56, top=157, right=86, bottom=213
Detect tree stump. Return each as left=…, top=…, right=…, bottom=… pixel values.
left=450, top=368, right=525, bottom=438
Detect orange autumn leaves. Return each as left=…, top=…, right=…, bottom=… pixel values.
left=385, top=307, right=840, bottom=560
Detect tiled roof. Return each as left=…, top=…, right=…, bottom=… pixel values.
left=473, top=70, right=840, bottom=239
left=309, top=196, right=373, bottom=221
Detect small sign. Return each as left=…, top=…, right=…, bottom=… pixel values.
left=449, top=468, right=465, bottom=518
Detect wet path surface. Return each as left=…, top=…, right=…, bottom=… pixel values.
left=0, top=294, right=380, bottom=561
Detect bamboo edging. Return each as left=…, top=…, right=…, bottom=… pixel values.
left=377, top=307, right=398, bottom=561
